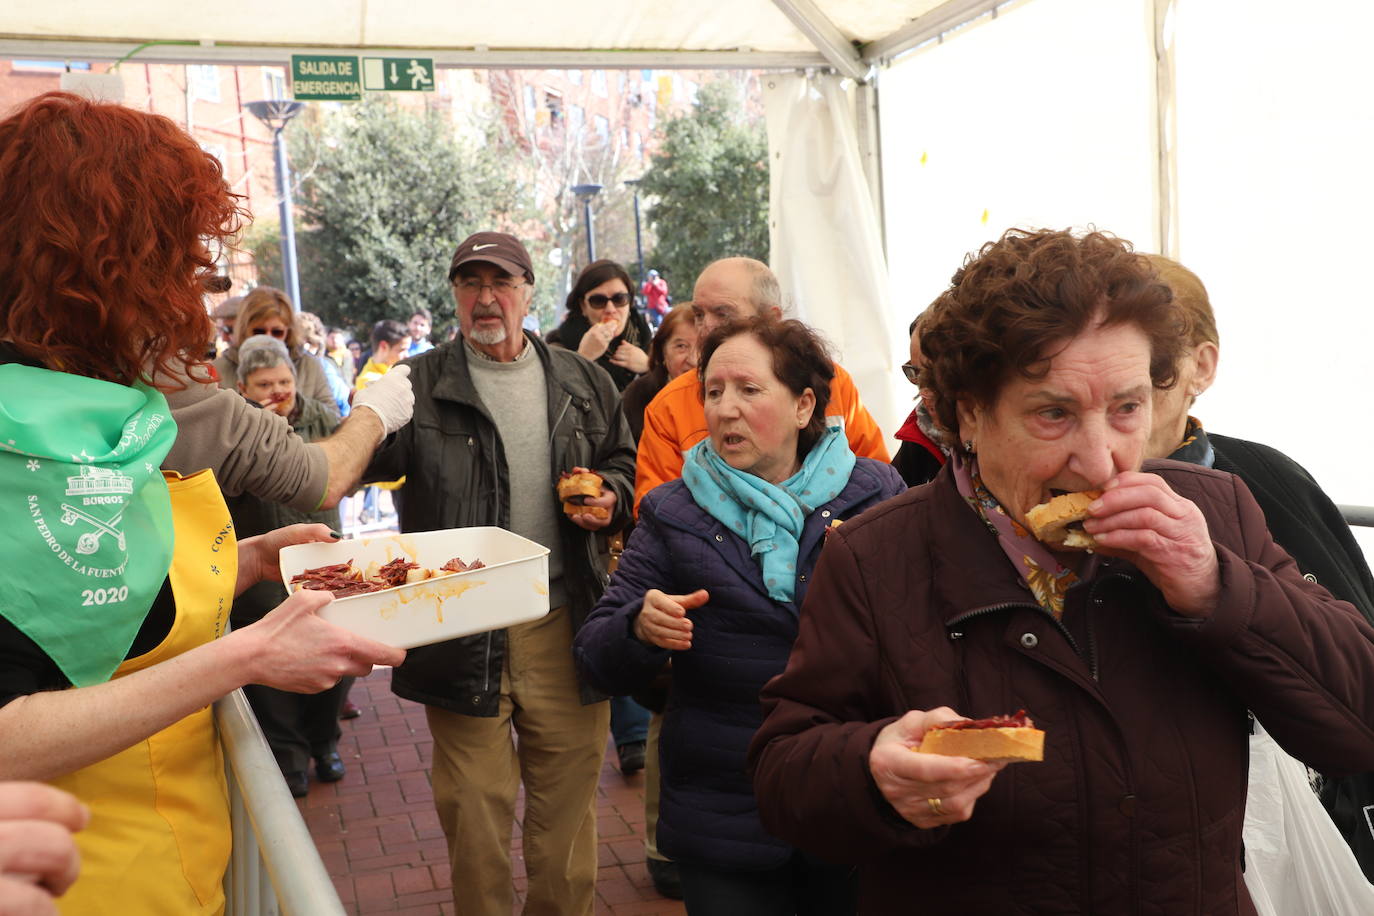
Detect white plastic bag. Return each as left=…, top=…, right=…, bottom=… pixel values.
left=1243, top=720, right=1374, bottom=915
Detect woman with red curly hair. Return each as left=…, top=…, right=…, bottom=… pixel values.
left=0, top=92, right=404, bottom=913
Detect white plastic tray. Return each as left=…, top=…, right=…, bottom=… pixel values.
left=278, top=527, right=550, bottom=649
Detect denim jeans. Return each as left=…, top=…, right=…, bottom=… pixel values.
left=610, top=694, right=651, bottom=746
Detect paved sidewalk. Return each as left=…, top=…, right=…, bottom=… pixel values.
left=300, top=668, right=686, bottom=915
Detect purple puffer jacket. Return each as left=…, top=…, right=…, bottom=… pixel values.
left=574, top=457, right=906, bottom=870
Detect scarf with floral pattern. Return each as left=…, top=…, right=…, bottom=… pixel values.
left=950, top=449, right=1079, bottom=619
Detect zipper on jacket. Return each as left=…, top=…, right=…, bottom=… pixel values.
left=548, top=393, right=572, bottom=449
left=947, top=601, right=1083, bottom=659
left=1083, top=572, right=1133, bottom=682
left=481, top=631, right=493, bottom=698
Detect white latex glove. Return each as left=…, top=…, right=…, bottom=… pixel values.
left=352, top=364, right=414, bottom=440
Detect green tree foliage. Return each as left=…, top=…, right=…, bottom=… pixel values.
left=637, top=80, right=769, bottom=298
left=286, top=99, right=523, bottom=336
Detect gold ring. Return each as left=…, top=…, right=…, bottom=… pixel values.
left=926, top=796, right=946, bottom=817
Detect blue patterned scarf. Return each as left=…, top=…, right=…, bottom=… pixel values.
left=683, top=426, right=855, bottom=602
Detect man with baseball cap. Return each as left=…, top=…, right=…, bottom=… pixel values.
left=362, top=230, right=635, bottom=915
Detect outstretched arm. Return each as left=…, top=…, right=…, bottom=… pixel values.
left=0, top=589, right=404, bottom=782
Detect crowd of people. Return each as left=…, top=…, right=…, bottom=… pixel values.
left=3, top=90, right=1374, bottom=916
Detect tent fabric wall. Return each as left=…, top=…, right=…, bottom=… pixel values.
left=1170, top=0, right=1374, bottom=558
left=878, top=0, right=1157, bottom=326
left=764, top=72, right=901, bottom=438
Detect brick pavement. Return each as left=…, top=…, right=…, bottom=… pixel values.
left=300, top=668, right=686, bottom=916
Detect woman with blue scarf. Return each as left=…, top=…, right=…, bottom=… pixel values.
left=575, top=316, right=904, bottom=914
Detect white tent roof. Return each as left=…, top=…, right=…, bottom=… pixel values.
left=0, top=0, right=999, bottom=76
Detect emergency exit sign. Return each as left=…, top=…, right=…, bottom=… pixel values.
left=290, top=55, right=361, bottom=101
left=362, top=57, right=436, bottom=92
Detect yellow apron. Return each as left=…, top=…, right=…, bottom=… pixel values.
left=50, top=470, right=236, bottom=915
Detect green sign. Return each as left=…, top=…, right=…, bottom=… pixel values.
left=361, top=57, right=436, bottom=92
left=291, top=55, right=361, bottom=101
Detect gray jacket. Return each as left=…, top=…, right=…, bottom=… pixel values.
left=363, top=332, right=636, bottom=714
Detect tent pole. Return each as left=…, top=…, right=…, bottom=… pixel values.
left=854, top=75, right=886, bottom=259
left=1152, top=0, right=1180, bottom=258
left=770, top=0, right=871, bottom=82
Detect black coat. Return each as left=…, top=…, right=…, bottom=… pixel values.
left=1206, top=433, right=1374, bottom=625
left=363, top=333, right=637, bottom=715
left=1205, top=432, right=1374, bottom=879
left=620, top=364, right=668, bottom=445
left=890, top=440, right=943, bottom=488
left=550, top=308, right=653, bottom=393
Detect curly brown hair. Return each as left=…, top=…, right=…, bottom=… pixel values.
left=919, top=228, right=1183, bottom=441
left=0, top=92, right=244, bottom=386
left=698, top=316, right=834, bottom=460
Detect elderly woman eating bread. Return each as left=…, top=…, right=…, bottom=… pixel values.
left=747, top=228, right=1374, bottom=915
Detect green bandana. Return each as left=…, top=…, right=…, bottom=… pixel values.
left=0, top=365, right=177, bottom=686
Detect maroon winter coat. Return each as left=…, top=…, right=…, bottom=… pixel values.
left=749, top=460, right=1374, bottom=915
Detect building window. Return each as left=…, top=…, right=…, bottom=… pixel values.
left=200, top=142, right=228, bottom=173
left=261, top=67, right=287, bottom=100
left=524, top=85, right=537, bottom=128
left=633, top=132, right=643, bottom=159
left=13, top=60, right=90, bottom=71
left=569, top=104, right=585, bottom=134
left=188, top=64, right=221, bottom=103
left=592, top=70, right=607, bottom=97
left=594, top=115, right=610, bottom=145
left=567, top=70, right=582, bottom=85
left=545, top=91, right=564, bottom=129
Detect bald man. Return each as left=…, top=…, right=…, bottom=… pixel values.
left=633, top=257, right=889, bottom=514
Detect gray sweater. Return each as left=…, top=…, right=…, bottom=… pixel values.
left=465, top=340, right=567, bottom=610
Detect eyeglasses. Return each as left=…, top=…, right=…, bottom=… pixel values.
left=251, top=326, right=288, bottom=339
left=455, top=278, right=526, bottom=297
left=586, top=292, right=630, bottom=309
left=901, top=363, right=921, bottom=386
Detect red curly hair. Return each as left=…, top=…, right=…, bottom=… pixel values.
left=0, top=92, right=245, bottom=386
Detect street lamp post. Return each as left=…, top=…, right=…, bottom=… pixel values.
left=570, top=183, right=604, bottom=264
left=245, top=100, right=305, bottom=309
left=625, top=178, right=645, bottom=293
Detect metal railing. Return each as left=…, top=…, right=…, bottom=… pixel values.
left=1340, top=505, right=1374, bottom=529
left=216, top=688, right=346, bottom=916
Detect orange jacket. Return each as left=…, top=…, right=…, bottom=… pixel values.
left=633, top=360, right=890, bottom=515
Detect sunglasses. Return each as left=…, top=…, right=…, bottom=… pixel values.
left=901, top=363, right=921, bottom=385
left=586, top=292, right=630, bottom=309
left=251, top=326, right=288, bottom=339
